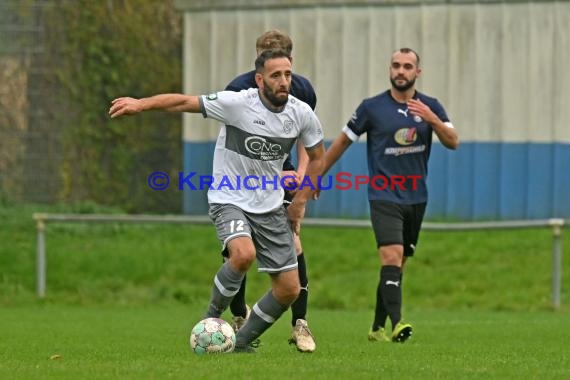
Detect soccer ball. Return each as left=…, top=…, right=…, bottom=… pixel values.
left=189, top=317, right=236, bottom=354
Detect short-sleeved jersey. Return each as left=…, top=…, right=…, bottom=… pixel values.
left=200, top=88, right=323, bottom=213
left=225, top=70, right=317, bottom=171
left=344, top=90, right=451, bottom=204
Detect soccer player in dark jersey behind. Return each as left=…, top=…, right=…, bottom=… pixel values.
left=323, top=48, right=459, bottom=343
left=225, top=30, right=317, bottom=353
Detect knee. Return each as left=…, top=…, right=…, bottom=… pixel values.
left=274, top=281, right=300, bottom=306
left=228, top=245, right=255, bottom=272
left=290, top=282, right=301, bottom=300
left=380, top=245, right=404, bottom=266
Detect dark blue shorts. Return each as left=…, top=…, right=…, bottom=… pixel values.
left=369, top=200, right=427, bottom=257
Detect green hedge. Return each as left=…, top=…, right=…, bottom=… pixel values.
left=41, top=0, right=183, bottom=212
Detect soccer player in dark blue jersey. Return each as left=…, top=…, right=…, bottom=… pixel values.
left=323, top=48, right=459, bottom=343
left=225, top=30, right=317, bottom=353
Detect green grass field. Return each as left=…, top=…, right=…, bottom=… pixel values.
left=1, top=305, right=569, bottom=379
left=1, top=203, right=569, bottom=379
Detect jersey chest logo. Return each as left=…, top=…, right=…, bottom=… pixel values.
left=225, top=125, right=296, bottom=161
left=245, top=136, right=284, bottom=160
left=394, top=127, right=417, bottom=145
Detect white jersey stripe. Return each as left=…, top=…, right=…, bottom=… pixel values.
left=343, top=125, right=360, bottom=142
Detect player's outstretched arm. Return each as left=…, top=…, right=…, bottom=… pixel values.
left=109, top=94, right=201, bottom=118
left=323, top=132, right=353, bottom=175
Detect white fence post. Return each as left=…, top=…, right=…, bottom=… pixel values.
left=34, top=213, right=46, bottom=298
left=550, top=219, right=564, bottom=309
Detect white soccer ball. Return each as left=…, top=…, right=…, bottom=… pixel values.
left=189, top=317, right=236, bottom=354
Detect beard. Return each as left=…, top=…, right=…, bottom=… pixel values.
left=390, top=76, right=416, bottom=92
left=262, top=80, right=289, bottom=107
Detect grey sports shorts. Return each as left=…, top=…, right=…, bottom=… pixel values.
left=208, top=203, right=297, bottom=273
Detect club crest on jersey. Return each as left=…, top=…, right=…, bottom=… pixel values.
left=413, top=115, right=423, bottom=123
left=283, top=120, right=294, bottom=134
left=206, top=93, right=218, bottom=101
left=394, top=128, right=417, bottom=146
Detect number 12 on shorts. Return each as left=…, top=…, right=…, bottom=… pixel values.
left=229, top=220, right=244, bottom=233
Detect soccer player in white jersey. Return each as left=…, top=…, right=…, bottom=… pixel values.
left=109, top=49, right=325, bottom=352
left=226, top=31, right=318, bottom=353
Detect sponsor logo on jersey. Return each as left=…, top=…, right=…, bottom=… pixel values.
left=384, top=145, right=426, bottom=156
left=224, top=125, right=296, bottom=161
left=245, top=136, right=284, bottom=160
left=394, top=128, right=417, bottom=145
left=253, top=119, right=266, bottom=126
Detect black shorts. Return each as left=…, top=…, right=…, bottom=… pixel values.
left=282, top=159, right=295, bottom=208
left=369, top=200, right=427, bottom=257
left=283, top=190, right=294, bottom=208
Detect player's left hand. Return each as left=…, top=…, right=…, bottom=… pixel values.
left=407, top=98, right=437, bottom=124
left=281, top=170, right=300, bottom=193
left=109, top=97, right=143, bottom=118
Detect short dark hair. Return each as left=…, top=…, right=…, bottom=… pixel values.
left=255, top=49, right=291, bottom=73
left=395, top=47, right=421, bottom=67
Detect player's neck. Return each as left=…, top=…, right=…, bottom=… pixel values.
left=390, top=88, right=415, bottom=103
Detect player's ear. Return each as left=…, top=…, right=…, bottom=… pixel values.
left=255, top=72, right=264, bottom=89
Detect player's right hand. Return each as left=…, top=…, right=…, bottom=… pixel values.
left=109, top=97, right=143, bottom=118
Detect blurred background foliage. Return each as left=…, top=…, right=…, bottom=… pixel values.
left=0, top=0, right=183, bottom=213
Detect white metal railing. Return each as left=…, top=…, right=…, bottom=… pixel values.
left=32, top=213, right=565, bottom=309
